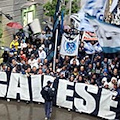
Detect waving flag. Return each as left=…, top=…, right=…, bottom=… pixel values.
left=52, top=0, right=61, bottom=44
left=78, top=8, right=94, bottom=31
left=71, top=8, right=94, bottom=32
left=53, top=0, right=61, bottom=31
left=60, top=10, right=64, bottom=35
left=84, top=41, right=102, bottom=54
left=70, top=14, right=81, bottom=30
left=60, top=34, right=79, bottom=56
left=71, top=0, right=108, bottom=31
left=82, top=31, right=98, bottom=41
left=84, top=0, right=108, bottom=20
left=88, top=16, right=120, bottom=53
left=94, top=42, right=102, bottom=53
left=84, top=41, right=95, bottom=54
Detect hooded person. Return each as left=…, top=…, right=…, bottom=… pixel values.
left=101, top=77, right=107, bottom=86
left=108, top=77, right=117, bottom=90
left=104, top=82, right=109, bottom=90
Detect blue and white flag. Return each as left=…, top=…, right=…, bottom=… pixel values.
left=93, top=42, right=102, bottom=53
left=78, top=8, right=94, bottom=31
left=84, top=41, right=95, bottom=54
left=88, top=16, right=120, bottom=53
left=82, top=31, right=98, bottom=41
left=70, top=14, right=81, bottom=30
left=84, top=0, right=108, bottom=20
left=60, top=34, right=79, bottom=56
left=71, top=0, right=108, bottom=31
left=70, top=9, right=94, bottom=32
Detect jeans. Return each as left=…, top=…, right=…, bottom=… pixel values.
left=45, top=101, right=52, bottom=119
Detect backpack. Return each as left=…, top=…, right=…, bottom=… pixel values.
left=48, top=88, right=55, bottom=97
left=41, top=87, right=46, bottom=99
left=41, top=87, right=55, bottom=101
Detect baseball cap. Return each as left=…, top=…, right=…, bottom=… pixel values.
left=47, top=81, right=52, bottom=84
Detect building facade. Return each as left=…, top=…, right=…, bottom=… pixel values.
left=0, top=0, right=43, bottom=46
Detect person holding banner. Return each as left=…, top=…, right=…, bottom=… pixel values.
left=41, top=81, right=55, bottom=120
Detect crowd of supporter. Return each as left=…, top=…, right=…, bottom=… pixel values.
left=105, top=2, right=120, bottom=26
left=0, top=27, right=120, bottom=101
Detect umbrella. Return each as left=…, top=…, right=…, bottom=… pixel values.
left=7, top=22, right=23, bottom=29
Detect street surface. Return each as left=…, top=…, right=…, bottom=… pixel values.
left=0, top=99, right=102, bottom=120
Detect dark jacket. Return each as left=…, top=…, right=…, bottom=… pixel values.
left=41, top=85, right=55, bottom=101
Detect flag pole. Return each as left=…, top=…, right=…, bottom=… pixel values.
left=81, top=31, right=85, bottom=42
left=53, top=29, right=58, bottom=72
left=52, top=0, right=62, bottom=72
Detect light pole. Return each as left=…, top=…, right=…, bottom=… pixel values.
left=109, top=0, right=112, bottom=5
left=69, top=0, right=73, bottom=16
left=68, top=0, right=73, bottom=24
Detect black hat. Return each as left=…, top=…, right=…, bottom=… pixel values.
left=47, top=81, right=52, bottom=84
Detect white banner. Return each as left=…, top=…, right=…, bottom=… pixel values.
left=0, top=72, right=7, bottom=97
left=31, top=75, right=55, bottom=102
left=31, top=75, right=43, bottom=102
left=0, top=72, right=119, bottom=119
left=57, top=80, right=74, bottom=109
left=60, top=34, right=79, bottom=56
left=7, top=73, right=30, bottom=101
left=0, top=72, right=7, bottom=82
left=57, top=80, right=118, bottom=120
left=98, top=89, right=118, bottom=119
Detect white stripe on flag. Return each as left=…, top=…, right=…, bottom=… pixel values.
left=84, top=0, right=108, bottom=20
left=84, top=41, right=95, bottom=54
left=88, top=16, right=120, bottom=53
left=93, top=42, right=102, bottom=52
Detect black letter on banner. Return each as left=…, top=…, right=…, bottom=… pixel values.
left=41, top=75, right=44, bottom=87
left=28, top=76, right=32, bottom=102
left=90, top=88, right=102, bottom=116
left=16, top=78, right=20, bottom=100
left=66, top=84, right=74, bottom=102
left=5, top=71, right=11, bottom=97
left=111, top=101, right=120, bottom=119
left=52, top=77, right=59, bottom=106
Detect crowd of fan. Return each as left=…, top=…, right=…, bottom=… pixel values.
left=105, top=2, right=120, bottom=26
left=0, top=29, right=120, bottom=100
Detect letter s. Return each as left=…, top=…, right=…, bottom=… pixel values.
left=74, top=83, right=98, bottom=114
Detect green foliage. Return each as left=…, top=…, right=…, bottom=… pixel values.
left=43, top=0, right=80, bottom=17
left=64, top=0, right=69, bottom=5
left=43, top=1, right=55, bottom=17
left=43, top=0, right=61, bottom=17
left=71, top=0, right=80, bottom=14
